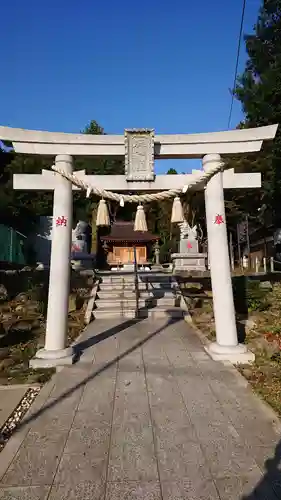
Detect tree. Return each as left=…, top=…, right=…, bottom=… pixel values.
left=0, top=148, right=54, bottom=234
left=233, top=0, right=281, bottom=226
left=0, top=120, right=125, bottom=242
left=74, top=120, right=125, bottom=255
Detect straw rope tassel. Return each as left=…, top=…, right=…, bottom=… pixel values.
left=96, top=199, right=110, bottom=227
left=134, top=204, right=148, bottom=232
left=171, top=196, right=184, bottom=223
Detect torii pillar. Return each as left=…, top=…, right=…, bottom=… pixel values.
left=35, top=155, right=74, bottom=366
left=14, top=156, right=77, bottom=367
left=203, top=154, right=254, bottom=363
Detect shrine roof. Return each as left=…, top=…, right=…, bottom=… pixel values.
left=101, top=221, right=158, bottom=243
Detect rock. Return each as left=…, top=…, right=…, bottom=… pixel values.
left=0, top=305, right=11, bottom=312
left=259, top=281, right=273, bottom=291
left=240, top=318, right=256, bottom=330
left=254, top=337, right=279, bottom=356
left=0, top=358, right=14, bottom=371
left=68, top=295, right=77, bottom=312
left=0, top=285, right=8, bottom=302
left=183, top=282, right=203, bottom=290
left=0, top=348, right=9, bottom=361
left=1, top=313, right=13, bottom=323
left=240, top=367, right=252, bottom=379
left=259, top=363, right=279, bottom=377
left=23, top=303, right=40, bottom=314
left=15, top=293, right=29, bottom=303
left=11, top=320, right=33, bottom=332
left=77, top=288, right=90, bottom=298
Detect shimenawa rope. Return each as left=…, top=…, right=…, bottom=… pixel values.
left=51, top=160, right=225, bottom=204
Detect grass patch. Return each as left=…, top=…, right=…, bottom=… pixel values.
left=239, top=349, right=281, bottom=417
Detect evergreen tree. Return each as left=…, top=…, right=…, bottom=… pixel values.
left=0, top=120, right=125, bottom=237
left=234, top=0, right=281, bottom=225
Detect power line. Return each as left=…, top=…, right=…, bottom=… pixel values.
left=227, top=0, right=247, bottom=129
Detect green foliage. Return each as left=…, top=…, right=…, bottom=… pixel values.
left=229, top=0, right=281, bottom=227
left=0, top=120, right=125, bottom=236
left=82, top=120, right=104, bottom=135
left=232, top=276, right=271, bottom=313
left=0, top=150, right=53, bottom=234
left=73, top=120, right=125, bottom=225
left=247, top=281, right=270, bottom=312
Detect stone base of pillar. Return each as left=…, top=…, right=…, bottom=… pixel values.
left=205, top=342, right=255, bottom=364
left=29, top=347, right=74, bottom=369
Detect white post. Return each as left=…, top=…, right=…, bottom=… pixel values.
left=229, top=232, right=234, bottom=271
left=255, top=257, right=259, bottom=274
left=263, top=257, right=267, bottom=274
left=203, top=154, right=254, bottom=363
left=31, top=155, right=74, bottom=367
left=270, top=256, right=274, bottom=273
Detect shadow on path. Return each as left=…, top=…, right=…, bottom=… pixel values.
left=73, top=318, right=142, bottom=358
left=242, top=440, right=281, bottom=499
left=15, top=317, right=181, bottom=434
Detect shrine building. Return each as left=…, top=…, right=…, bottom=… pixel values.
left=100, top=221, right=158, bottom=269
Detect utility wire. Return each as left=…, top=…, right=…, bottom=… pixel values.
left=227, top=0, right=247, bottom=129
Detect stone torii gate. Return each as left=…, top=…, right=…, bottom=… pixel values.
left=0, top=124, right=277, bottom=367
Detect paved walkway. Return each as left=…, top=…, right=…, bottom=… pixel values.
left=0, top=318, right=281, bottom=499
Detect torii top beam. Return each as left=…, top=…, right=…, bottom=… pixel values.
left=0, top=124, right=278, bottom=158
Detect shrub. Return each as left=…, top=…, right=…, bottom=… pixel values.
left=247, top=281, right=270, bottom=312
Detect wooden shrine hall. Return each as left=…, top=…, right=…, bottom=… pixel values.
left=100, top=221, right=158, bottom=269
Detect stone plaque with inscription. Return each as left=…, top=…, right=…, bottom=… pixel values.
left=125, top=129, right=155, bottom=181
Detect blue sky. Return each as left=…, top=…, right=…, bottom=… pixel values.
left=1, top=0, right=261, bottom=172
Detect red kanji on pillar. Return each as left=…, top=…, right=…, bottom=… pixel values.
left=214, top=214, right=224, bottom=225
left=56, top=216, right=67, bottom=227
left=187, top=241, right=193, bottom=249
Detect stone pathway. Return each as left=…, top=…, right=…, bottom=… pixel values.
left=0, top=318, right=281, bottom=499
left=0, top=386, right=30, bottom=429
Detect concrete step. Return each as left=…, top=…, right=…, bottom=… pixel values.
left=139, top=308, right=185, bottom=319
left=96, top=289, right=176, bottom=299
left=93, top=308, right=136, bottom=319
left=98, top=282, right=177, bottom=292
left=100, top=277, right=135, bottom=284
left=99, top=283, right=148, bottom=290
left=93, top=306, right=184, bottom=320
left=99, top=275, right=175, bottom=285
left=95, top=296, right=178, bottom=309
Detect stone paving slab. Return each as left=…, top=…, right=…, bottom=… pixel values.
left=0, top=386, right=29, bottom=428
left=0, top=317, right=281, bottom=499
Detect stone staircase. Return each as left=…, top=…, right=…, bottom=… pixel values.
left=93, top=272, right=186, bottom=319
